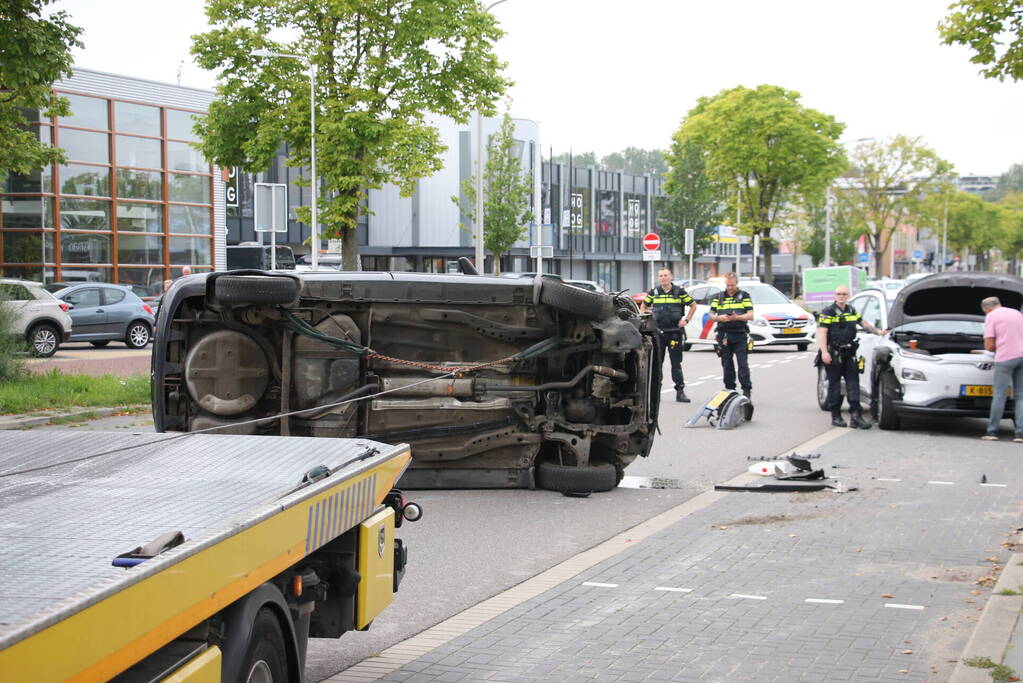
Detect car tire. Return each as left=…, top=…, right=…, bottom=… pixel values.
left=125, top=321, right=151, bottom=349
left=816, top=366, right=830, bottom=412
left=238, top=608, right=288, bottom=683
left=215, top=275, right=299, bottom=305
left=28, top=323, right=60, bottom=358
left=539, top=277, right=614, bottom=320
left=90, top=340, right=110, bottom=348
left=877, top=371, right=901, bottom=430
left=797, top=342, right=809, bottom=351
left=535, top=460, right=618, bottom=493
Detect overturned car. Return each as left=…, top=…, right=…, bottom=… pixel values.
left=152, top=270, right=660, bottom=492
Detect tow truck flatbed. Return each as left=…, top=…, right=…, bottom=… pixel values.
left=0, top=430, right=412, bottom=681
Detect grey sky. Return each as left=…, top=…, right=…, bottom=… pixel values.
left=52, top=0, right=1023, bottom=175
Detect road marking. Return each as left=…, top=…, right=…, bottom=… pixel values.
left=699, top=375, right=717, bottom=380
left=805, top=598, right=845, bottom=604
left=981, top=483, right=1008, bottom=487
left=581, top=582, right=618, bottom=588
left=749, top=363, right=762, bottom=368
left=876, top=478, right=902, bottom=482
left=927, top=481, right=955, bottom=486
left=655, top=587, right=693, bottom=593
left=885, top=603, right=925, bottom=611
left=730, top=593, right=767, bottom=600
left=688, top=381, right=704, bottom=386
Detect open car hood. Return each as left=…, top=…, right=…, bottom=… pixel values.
left=887, top=272, right=1023, bottom=329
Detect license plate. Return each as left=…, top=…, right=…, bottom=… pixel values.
left=780, top=327, right=802, bottom=335
left=961, top=385, right=993, bottom=397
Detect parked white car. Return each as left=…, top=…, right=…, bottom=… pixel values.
left=845, top=272, right=1019, bottom=430
left=683, top=281, right=816, bottom=351
left=0, top=278, right=73, bottom=357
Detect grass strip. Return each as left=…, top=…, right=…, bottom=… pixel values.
left=0, top=370, right=150, bottom=415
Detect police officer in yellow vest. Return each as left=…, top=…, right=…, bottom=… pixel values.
left=710, top=273, right=754, bottom=398
left=817, top=285, right=886, bottom=428
left=641, top=268, right=696, bottom=402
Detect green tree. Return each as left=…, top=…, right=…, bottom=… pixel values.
left=453, top=112, right=531, bottom=275
left=191, top=0, right=509, bottom=270
left=999, top=191, right=1023, bottom=262
left=674, top=84, right=846, bottom=284
left=0, top=1, right=82, bottom=174
left=939, top=1, right=1023, bottom=81
left=659, top=138, right=721, bottom=256
left=986, top=162, right=1023, bottom=201
left=835, top=136, right=952, bottom=276
left=601, top=147, right=667, bottom=176
left=550, top=151, right=597, bottom=168
left=803, top=202, right=860, bottom=267
left=945, top=191, right=1011, bottom=269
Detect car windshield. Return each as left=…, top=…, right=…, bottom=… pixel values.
left=894, top=320, right=984, bottom=336
left=745, top=285, right=789, bottom=305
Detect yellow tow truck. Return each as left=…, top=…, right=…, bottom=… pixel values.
left=0, top=430, right=420, bottom=682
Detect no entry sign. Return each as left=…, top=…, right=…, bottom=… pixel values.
left=642, top=232, right=661, bottom=251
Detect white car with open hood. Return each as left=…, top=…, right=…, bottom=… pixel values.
left=848, top=272, right=1022, bottom=430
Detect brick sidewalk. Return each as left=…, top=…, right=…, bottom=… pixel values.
left=24, top=349, right=150, bottom=376
left=334, top=429, right=1021, bottom=682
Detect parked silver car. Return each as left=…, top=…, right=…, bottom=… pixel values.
left=53, top=284, right=156, bottom=348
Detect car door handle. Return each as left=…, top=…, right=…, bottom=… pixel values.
left=95, top=308, right=105, bottom=313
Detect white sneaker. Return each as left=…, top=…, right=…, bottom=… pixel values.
left=981, top=434, right=999, bottom=441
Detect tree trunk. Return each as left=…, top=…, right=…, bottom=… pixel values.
left=762, top=232, right=773, bottom=285
left=342, top=225, right=359, bottom=271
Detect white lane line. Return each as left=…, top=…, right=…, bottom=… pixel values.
left=981, top=483, right=1008, bottom=487
left=729, top=593, right=767, bottom=600
left=876, top=478, right=902, bottom=482
left=749, top=363, right=762, bottom=368
left=688, top=381, right=704, bottom=386
left=655, top=587, right=693, bottom=593
left=581, top=582, right=618, bottom=588
left=699, top=375, right=717, bottom=380
left=805, top=598, right=845, bottom=605
left=779, top=359, right=794, bottom=363
left=885, top=603, right=925, bottom=611
left=927, top=481, right=955, bottom=486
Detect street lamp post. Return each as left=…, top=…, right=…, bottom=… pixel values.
left=252, top=49, right=319, bottom=270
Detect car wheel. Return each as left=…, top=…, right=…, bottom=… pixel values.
left=797, top=342, right=809, bottom=351
left=816, top=366, right=830, bottom=411
left=90, top=340, right=110, bottom=348
left=877, top=371, right=901, bottom=430
left=539, top=277, right=614, bottom=320
left=535, top=460, right=618, bottom=493
left=125, top=321, right=151, bottom=349
left=215, top=275, right=299, bottom=305
left=28, top=323, right=60, bottom=358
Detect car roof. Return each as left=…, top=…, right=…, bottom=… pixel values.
left=888, top=271, right=1023, bottom=328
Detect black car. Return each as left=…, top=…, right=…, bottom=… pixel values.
left=153, top=271, right=660, bottom=492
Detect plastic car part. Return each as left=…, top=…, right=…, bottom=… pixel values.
left=685, top=390, right=754, bottom=429
left=184, top=329, right=270, bottom=416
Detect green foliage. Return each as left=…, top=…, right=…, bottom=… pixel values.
left=0, top=301, right=27, bottom=383
left=659, top=138, right=721, bottom=255
left=835, top=136, right=952, bottom=274
left=0, top=1, right=81, bottom=175
left=550, top=151, right=598, bottom=167
left=803, top=202, right=860, bottom=267
left=0, top=371, right=150, bottom=414
left=987, top=162, right=1023, bottom=201
left=674, top=84, right=846, bottom=282
left=602, top=147, right=667, bottom=176
left=454, top=112, right=532, bottom=275
left=939, top=1, right=1023, bottom=81
left=191, top=0, right=509, bottom=270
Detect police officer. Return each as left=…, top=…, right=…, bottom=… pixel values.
left=641, top=268, right=696, bottom=402
left=817, top=285, right=885, bottom=428
left=710, top=273, right=754, bottom=398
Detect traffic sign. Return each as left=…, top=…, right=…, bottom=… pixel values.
left=642, top=232, right=661, bottom=251
left=642, top=250, right=661, bottom=262
left=683, top=228, right=694, bottom=255
left=912, top=249, right=924, bottom=261
left=858, top=252, right=869, bottom=264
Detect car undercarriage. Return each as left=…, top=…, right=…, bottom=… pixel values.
left=152, top=271, right=661, bottom=492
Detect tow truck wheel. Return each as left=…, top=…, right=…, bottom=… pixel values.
left=535, top=460, right=617, bottom=493
left=240, top=608, right=288, bottom=683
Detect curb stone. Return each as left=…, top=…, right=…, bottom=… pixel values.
left=0, top=405, right=150, bottom=430
left=950, top=552, right=1023, bottom=683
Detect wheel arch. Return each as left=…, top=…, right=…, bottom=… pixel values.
left=25, top=316, right=65, bottom=341
left=218, top=582, right=303, bottom=683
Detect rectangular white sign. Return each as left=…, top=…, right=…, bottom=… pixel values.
left=642, top=250, right=661, bottom=261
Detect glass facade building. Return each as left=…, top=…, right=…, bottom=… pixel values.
left=0, top=71, right=217, bottom=296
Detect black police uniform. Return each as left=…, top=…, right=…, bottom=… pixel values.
left=644, top=284, right=695, bottom=401
left=710, top=289, right=754, bottom=396
left=818, top=302, right=868, bottom=427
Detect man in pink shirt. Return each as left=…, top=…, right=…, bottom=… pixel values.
left=981, top=296, right=1023, bottom=441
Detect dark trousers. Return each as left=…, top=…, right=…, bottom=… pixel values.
left=658, top=328, right=685, bottom=392
left=718, top=331, right=751, bottom=391
left=825, top=350, right=862, bottom=415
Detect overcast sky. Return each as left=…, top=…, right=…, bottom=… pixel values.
left=52, top=0, right=1023, bottom=176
